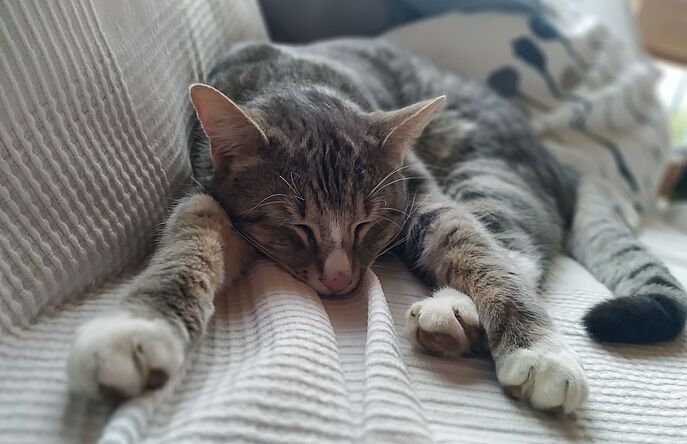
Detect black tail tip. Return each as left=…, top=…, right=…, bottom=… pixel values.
left=583, top=295, right=687, bottom=344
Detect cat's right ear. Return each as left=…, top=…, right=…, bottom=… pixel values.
left=371, top=96, right=445, bottom=165
left=189, top=83, right=268, bottom=172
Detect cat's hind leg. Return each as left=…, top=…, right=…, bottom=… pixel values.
left=67, top=194, right=254, bottom=400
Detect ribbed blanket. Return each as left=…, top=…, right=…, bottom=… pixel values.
left=1, top=1, right=686, bottom=443
left=2, top=232, right=687, bottom=443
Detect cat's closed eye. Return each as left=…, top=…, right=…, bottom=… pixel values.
left=353, top=221, right=372, bottom=243
left=294, top=223, right=317, bottom=246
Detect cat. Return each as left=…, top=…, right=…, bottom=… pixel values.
left=67, top=39, right=686, bottom=414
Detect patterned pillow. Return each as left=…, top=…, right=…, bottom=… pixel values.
left=386, top=3, right=669, bottom=225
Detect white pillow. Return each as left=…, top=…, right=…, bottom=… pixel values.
left=386, top=7, right=669, bottom=225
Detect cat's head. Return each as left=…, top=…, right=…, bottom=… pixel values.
left=190, top=83, right=443, bottom=295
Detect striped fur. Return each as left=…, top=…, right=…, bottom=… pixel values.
left=67, top=194, right=255, bottom=399
left=68, top=38, right=685, bottom=411
left=568, top=179, right=687, bottom=343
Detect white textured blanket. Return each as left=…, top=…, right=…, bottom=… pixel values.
left=1, top=1, right=686, bottom=443
left=2, top=223, right=687, bottom=443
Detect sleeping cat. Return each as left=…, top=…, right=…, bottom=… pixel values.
left=67, top=39, right=687, bottom=414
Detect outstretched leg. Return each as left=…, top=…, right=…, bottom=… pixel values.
left=569, top=177, right=687, bottom=343
left=400, top=176, right=588, bottom=413
left=67, top=194, right=254, bottom=399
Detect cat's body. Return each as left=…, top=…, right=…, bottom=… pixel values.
left=67, top=39, right=686, bottom=414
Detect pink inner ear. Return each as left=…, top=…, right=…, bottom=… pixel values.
left=189, top=83, right=269, bottom=170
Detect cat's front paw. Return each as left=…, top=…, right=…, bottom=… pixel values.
left=67, top=315, right=185, bottom=400
left=495, top=338, right=588, bottom=414
left=406, top=288, right=486, bottom=356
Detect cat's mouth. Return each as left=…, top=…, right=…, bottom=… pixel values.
left=316, top=280, right=364, bottom=299
left=319, top=273, right=365, bottom=298
left=276, top=258, right=368, bottom=297
left=305, top=267, right=366, bottom=297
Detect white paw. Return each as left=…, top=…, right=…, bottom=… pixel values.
left=406, top=288, right=485, bottom=356
left=67, top=315, right=185, bottom=400
left=496, top=338, right=589, bottom=414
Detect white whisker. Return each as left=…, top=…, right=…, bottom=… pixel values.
left=378, top=215, right=401, bottom=230
left=381, top=206, right=411, bottom=218
left=249, top=201, right=289, bottom=212
left=233, top=226, right=284, bottom=265
left=190, top=175, right=206, bottom=191
left=280, top=174, right=304, bottom=200
left=247, top=193, right=290, bottom=212
left=372, top=191, right=420, bottom=261
left=366, top=165, right=411, bottom=199
left=375, top=234, right=408, bottom=260
left=290, top=171, right=302, bottom=192
left=372, top=176, right=423, bottom=196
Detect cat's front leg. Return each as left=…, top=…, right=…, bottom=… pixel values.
left=401, top=201, right=588, bottom=414
left=67, top=194, right=254, bottom=400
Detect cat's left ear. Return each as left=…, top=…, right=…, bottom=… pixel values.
left=189, top=83, right=269, bottom=172
left=372, top=96, right=446, bottom=164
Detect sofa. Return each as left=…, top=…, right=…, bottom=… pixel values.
left=0, top=1, right=685, bottom=443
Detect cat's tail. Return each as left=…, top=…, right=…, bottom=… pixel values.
left=566, top=178, right=687, bottom=343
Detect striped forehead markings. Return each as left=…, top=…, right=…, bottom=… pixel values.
left=330, top=220, right=343, bottom=248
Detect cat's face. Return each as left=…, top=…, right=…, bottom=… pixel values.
left=190, top=84, right=443, bottom=295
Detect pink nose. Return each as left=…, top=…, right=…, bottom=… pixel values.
left=322, top=248, right=352, bottom=293
left=322, top=274, right=352, bottom=293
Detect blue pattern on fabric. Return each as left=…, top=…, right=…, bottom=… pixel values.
left=483, top=19, right=642, bottom=195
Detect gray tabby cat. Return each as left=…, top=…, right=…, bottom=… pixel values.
left=67, top=39, right=686, bottom=414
